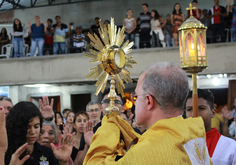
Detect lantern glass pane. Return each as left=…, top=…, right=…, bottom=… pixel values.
left=179, top=31, right=183, bottom=65
left=185, top=32, right=196, bottom=66
left=197, top=31, right=206, bottom=66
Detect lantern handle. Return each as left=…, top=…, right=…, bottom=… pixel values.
left=186, top=3, right=196, bottom=17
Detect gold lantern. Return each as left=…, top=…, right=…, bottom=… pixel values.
left=178, top=3, right=208, bottom=117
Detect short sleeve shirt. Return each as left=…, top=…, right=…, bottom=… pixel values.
left=31, top=23, right=45, bottom=39
left=51, top=23, right=69, bottom=42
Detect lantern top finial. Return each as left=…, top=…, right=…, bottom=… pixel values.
left=178, top=4, right=207, bottom=32
left=186, top=3, right=196, bottom=17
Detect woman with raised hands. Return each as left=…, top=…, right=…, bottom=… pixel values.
left=5, top=101, right=74, bottom=165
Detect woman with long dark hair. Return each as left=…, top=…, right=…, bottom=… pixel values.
left=150, top=9, right=166, bottom=47
left=11, top=18, right=24, bottom=58
left=5, top=101, right=74, bottom=165
left=171, top=3, right=184, bottom=46
left=0, top=28, right=10, bottom=53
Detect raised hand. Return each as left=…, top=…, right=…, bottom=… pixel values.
left=39, top=96, right=54, bottom=119
left=227, top=0, right=231, bottom=4
left=127, top=113, right=134, bottom=125
left=0, top=106, right=7, bottom=154
left=63, top=123, right=72, bottom=135
left=84, top=121, right=94, bottom=146
left=27, top=22, right=31, bottom=27
left=51, top=134, right=75, bottom=163
left=44, top=21, right=47, bottom=27
left=222, top=106, right=232, bottom=120
left=9, top=143, right=30, bottom=165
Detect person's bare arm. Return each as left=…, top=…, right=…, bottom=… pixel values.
left=130, top=17, right=137, bottom=32
left=227, top=0, right=233, bottom=12
left=44, top=22, right=47, bottom=34
left=51, top=25, right=59, bottom=34
left=0, top=36, right=9, bottom=43
left=28, top=22, right=32, bottom=34
left=222, top=119, right=231, bottom=137
left=0, top=106, right=7, bottom=165
left=181, top=13, right=185, bottom=22
left=73, top=144, right=89, bottom=165
left=222, top=109, right=232, bottom=137
left=220, top=10, right=228, bottom=17
left=123, top=18, right=128, bottom=33
left=160, top=17, right=166, bottom=28
left=171, top=14, right=174, bottom=26
left=196, top=9, right=201, bottom=19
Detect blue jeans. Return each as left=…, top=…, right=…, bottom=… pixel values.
left=53, top=42, right=65, bottom=55
left=30, top=38, right=44, bottom=57
left=125, top=33, right=135, bottom=49
left=165, top=34, right=173, bottom=47
left=13, top=38, right=23, bottom=58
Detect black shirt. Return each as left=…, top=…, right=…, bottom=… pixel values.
left=90, top=24, right=100, bottom=37
left=52, top=23, right=68, bottom=30
left=24, top=142, right=59, bottom=165
left=70, top=122, right=101, bottom=161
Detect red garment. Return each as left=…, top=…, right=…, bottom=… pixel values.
left=172, top=14, right=184, bottom=33
left=213, top=6, right=221, bottom=24
left=45, top=27, right=53, bottom=45
left=206, top=128, right=221, bottom=157
left=187, top=9, right=202, bottom=21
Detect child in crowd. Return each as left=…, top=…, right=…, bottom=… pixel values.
left=185, top=89, right=236, bottom=164
left=70, top=26, right=86, bottom=53
left=65, top=111, right=75, bottom=134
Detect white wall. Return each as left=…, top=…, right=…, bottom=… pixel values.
left=8, top=83, right=138, bottom=112
left=9, top=84, right=98, bottom=112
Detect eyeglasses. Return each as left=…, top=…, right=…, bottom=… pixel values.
left=131, top=92, right=161, bottom=105
left=87, top=108, right=100, bottom=113
left=101, top=99, right=123, bottom=105
left=131, top=92, right=143, bottom=102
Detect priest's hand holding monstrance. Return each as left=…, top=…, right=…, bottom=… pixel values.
left=84, top=18, right=140, bottom=163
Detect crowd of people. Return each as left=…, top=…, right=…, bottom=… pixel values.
left=0, top=61, right=236, bottom=164
left=0, top=0, right=235, bottom=58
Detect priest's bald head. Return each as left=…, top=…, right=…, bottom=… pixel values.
left=134, top=62, right=189, bottom=128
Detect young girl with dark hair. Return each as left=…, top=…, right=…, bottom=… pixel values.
left=171, top=3, right=184, bottom=46
left=11, top=18, right=24, bottom=58
left=0, top=28, right=10, bottom=53
left=5, top=101, right=74, bottom=165
left=150, top=9, right=166, bottom=47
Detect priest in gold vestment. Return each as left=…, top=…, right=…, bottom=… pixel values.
left=83, top=62, right=212, bottom=165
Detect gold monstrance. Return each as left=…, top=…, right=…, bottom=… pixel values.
left=85, top=18, right=137, bottom=117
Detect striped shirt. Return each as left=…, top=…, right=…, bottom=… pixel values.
left=137, top=12, right=151, bottom=30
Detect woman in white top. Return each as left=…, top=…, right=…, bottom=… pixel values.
left=123, top=9, right=137, bottom=48
left=150, top=9, right=166, bottom=47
